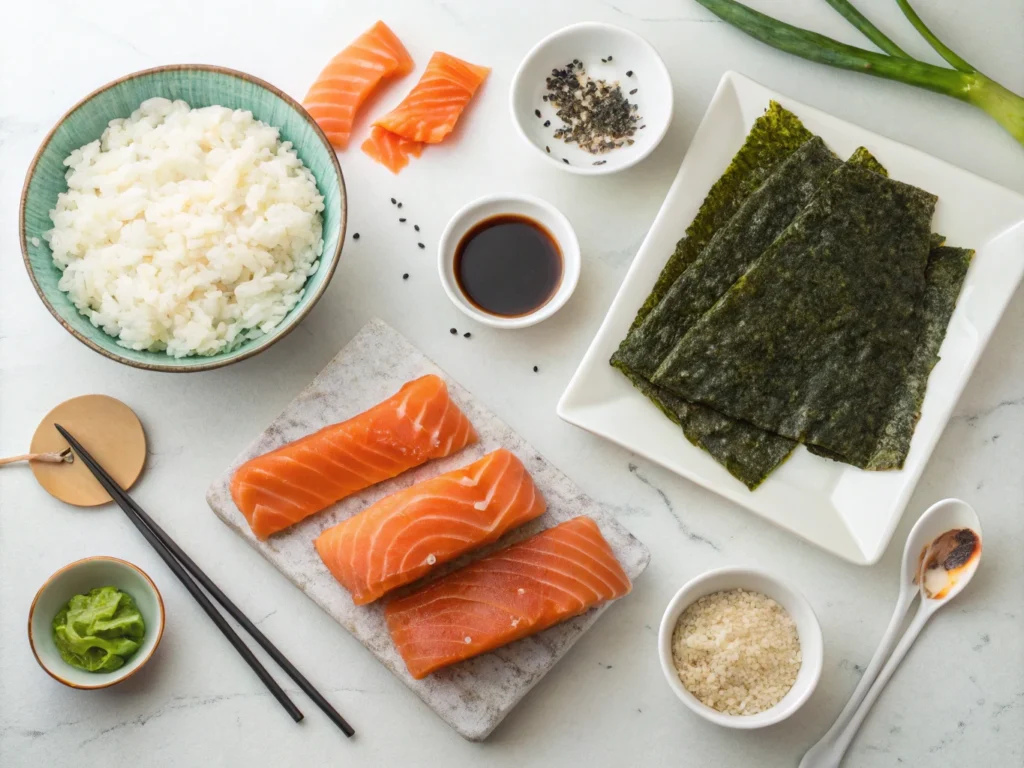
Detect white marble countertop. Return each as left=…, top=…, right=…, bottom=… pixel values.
left=2, top=1, right=1022, bottom=765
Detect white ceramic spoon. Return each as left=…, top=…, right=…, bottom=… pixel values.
left=800, top=498, right=982, bottom=768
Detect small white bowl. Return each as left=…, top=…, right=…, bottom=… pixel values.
left=438, top=194, right=580, bottom=329
left=659, top=567, right=823, bottom=729
left=29, top=556, right=165, bottom=689
left=510, top=22, right=673, bottom=175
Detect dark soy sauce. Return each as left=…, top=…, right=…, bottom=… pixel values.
left=454, top=215, right=562, bottom=317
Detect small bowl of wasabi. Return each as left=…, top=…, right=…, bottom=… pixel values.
left=28, top=556, right=165, bottom=689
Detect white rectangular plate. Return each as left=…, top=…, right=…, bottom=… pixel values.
left=208, top=319, right=650, bottom=741
left=558, top=71, right=1024, bottom=565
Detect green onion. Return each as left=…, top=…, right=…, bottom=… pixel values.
left=693, top=0, right=1024, bottom=148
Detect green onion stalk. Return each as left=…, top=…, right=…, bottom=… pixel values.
left=693, top=0, right=1024, bottom=147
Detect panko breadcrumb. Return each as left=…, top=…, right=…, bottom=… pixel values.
left=671, top=588, right=801, bottom=715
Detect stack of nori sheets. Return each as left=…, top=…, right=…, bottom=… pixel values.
left=611, top=102, right=973, bottom=490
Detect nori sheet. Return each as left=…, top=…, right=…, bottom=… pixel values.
left=805, top=241, right=969, bottom=466
left=847, top=146, right=888, bottom=177
left=614, top=136, right=842, bottom=379
left=613, top=142, right=889, bottom=489
left=652, top=163, right=938, bottom=467
left=628, top=101, right=814, bottom=331
left=862, top=244, right=973, bottom=468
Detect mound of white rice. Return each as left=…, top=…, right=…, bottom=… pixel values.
left=45, top=97, right=325, bottom=358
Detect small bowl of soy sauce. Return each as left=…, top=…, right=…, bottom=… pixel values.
left=438, top=194, right=580, bottom=329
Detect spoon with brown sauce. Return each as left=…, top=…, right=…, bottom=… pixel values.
left=800, top=498, right=982, bottom=768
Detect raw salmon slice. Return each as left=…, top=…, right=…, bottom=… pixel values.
left=386, top=516, right=631, bottom=679
left=361, top=125, right=424, bottom=174
left=230, top=375, right=477, bottom=540
left=304, top=21, right=414, bottom=149
left=373, top=51, right=490, bottom=144
left=315, top=448, right=546, bottom=605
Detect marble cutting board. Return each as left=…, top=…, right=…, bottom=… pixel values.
left=206, top=319, right=651, bottom=741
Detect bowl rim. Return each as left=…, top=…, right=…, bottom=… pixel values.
left=19, top=63, right=347, bottom=373
left=657, top=566, right=824, bottom=729
left=436, top=193, right=581, bottom=329
left=27, top=555, right=166, bottom=690
left=508, top=21, right=674, bottom=176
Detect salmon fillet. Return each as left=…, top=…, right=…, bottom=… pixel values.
left=361, top=125, right=425, bottom=174
left=230, top=375, right=477, bottom=539
left=386, top=516, right=631, bottom=679
left=304, top=21, right=414, bottom=149
left=373, top=51, right=490, bottom=144
left=315, top=449, right=546, bottom=605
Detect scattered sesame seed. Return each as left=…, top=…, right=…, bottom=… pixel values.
left=545, top=146, right=551, bottom=153
left=607, top=55, right=613, bottom=61
left=352, top=232, right=360, bottom=240
left=626, top=70, right=634, bottom=77
left=403, top=273, right=409, bottom=280
left=399, top=218, right=406, bottom=222
left=418, top=242, right=425, bottom=249
left=562, top=158, right=570, bottom=164
left=533, top=365, right=539, bottom=372
left=534, top=109, right=542, bottom=118
left=390, top=197, right=396, bottom=204
left=629, top=88, right=638, bottom=95
left=450, top=328, right=457, bottom=335
left=414, top=224, right=420, bottom=232
left=397, top=202, right=403, bottom=208
left=463, top=332, right=471, bottom=338
left=640, top=125, right=647, bottom=130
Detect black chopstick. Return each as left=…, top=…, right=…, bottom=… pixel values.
left=76, top=459, right=357, bottom=739
left=56, top=424, right=355, bottom=737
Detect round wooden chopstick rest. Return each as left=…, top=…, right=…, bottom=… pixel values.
left=30, top=394, right=146, bottom=506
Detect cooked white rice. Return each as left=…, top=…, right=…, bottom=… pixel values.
left=671, top=588, right=801, bottom=715
left=45, top=97, right=325, bottom=358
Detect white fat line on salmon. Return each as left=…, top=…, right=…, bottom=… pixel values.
left=395, top=388, right=413, bottom=419
left=429, top=396, right=451, bottom=445
left=472, top=459, right=508, bottom=512
left=459, top=453, right=493, bottom=487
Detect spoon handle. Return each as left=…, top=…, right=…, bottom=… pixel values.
left=822, top=601, right=932, bottom=766
left=799, top=589, right=916, bottom=768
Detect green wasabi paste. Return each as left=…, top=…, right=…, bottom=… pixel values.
left=52, top=586, right=145, bottom=672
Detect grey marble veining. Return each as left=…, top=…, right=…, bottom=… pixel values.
left=206, top=319, right=651, bottom=741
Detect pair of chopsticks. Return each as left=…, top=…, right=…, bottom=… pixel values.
left=55, top=424, right=354, bottom=738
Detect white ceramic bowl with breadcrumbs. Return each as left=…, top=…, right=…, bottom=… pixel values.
left=658, top=567, right=823, bottom=729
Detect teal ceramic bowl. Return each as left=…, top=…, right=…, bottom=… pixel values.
left=20, top=65, right=346, bottom=372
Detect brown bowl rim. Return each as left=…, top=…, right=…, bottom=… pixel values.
left=18, top=63, right=347, bottom=373
left=28, top=555, right=167, bottom=690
